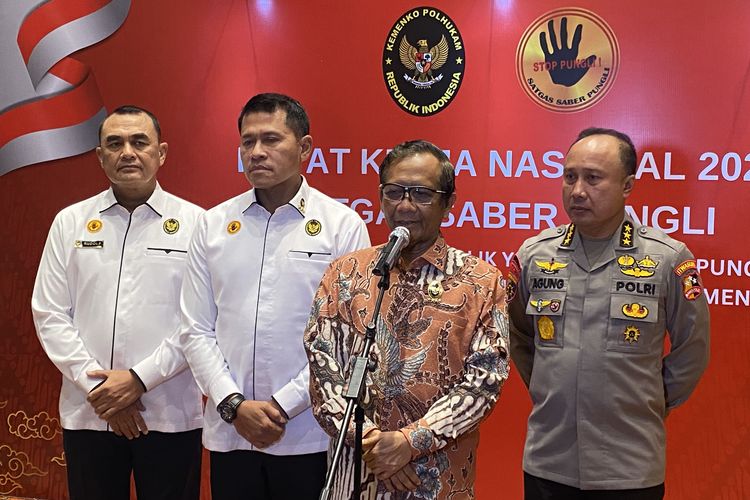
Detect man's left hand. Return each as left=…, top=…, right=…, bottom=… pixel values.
left=362, top=430, right=412, bottom=479
left=87, top=369, right=145, bottom=419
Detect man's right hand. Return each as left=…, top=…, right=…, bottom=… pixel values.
left=382, top=464, right=420, bottom=492
left=233, top=400, right=287, bottom=448
left=107, top=399, right=148, bottom=440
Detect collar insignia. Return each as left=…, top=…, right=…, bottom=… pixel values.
left=619, top=221, right=634, bottom=247
left=561, top=224, right=575, bottom=247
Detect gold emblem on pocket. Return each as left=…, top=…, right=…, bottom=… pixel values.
left=227, top=221, right=241, bottom=234
left=538, top=316, right=555, bottom=341
left=623, top=325, right=641, bottom=344
left=305, top=219, right=321, bottom=236
left=622, top=302, right=648, bottom=319
left=86, top=219, right=102, bottom=233
left=163, top=218, right=179, bottom=234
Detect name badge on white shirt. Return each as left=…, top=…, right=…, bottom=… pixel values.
left=74, top=240, right=104, bottom=249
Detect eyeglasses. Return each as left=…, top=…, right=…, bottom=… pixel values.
left=380, top=183, right=447, bottom=205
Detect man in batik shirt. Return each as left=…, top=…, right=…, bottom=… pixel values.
left=304, top=140, right=510, bottom=499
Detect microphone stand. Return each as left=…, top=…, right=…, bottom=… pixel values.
left=319, top=268, right=391, bottom=500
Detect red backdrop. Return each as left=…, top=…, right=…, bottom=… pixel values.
left=1, top=1, right=749, bottom=498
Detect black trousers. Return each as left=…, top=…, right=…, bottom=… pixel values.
left=63, top=428, right=202, bottom=500
left=524, top=472, right=665, bottom=500
left=210, top=449, right=327, bottom=500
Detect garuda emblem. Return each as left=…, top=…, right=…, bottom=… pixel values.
left=399, top=36, right=449, bottom=88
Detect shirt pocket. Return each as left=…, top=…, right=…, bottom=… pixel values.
left=286, top=249, right=333, bottom=263
left=605, top=295, right=659, bottom=353
left=145, top=247, right=188, bottom=259
left=526, top=291, right=566, bottom=349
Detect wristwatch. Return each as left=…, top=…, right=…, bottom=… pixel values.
left=217, top=393, right=245, bottom=423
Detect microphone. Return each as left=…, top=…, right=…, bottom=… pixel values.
left=373, top=226, right=410, bottom=276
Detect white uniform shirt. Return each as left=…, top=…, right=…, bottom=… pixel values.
left=180, top=178, right=370, bottom=454
left=32, top=185, right=204, bottom=432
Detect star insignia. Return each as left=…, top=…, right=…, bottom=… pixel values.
left=456, top=56, right=463, bottom=64
left=385, top=57, right=392, bottom=65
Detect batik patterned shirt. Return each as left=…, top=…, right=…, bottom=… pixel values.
left=305, top=237, right=510, bottom=499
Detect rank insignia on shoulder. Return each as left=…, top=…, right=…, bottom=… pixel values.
left=305, top=219, right=322, bottom=236
left=623, top=325, right=641, bottom=344
left=534, top=258, right=567, bottom=274
left=86, top=219, right=102, bottom=233
left=227, top=220, right=241, bottom=234
left=622, top=302, right=649, bottom=319
left=537, top=316, right=555, bottom=340
left=619, top=221, right=634, bottom=247
left=561, top=224, right=576, bottom=247
left=426, top=280, right=444, bottom=302
left=163, top=218, right=179, bottom=234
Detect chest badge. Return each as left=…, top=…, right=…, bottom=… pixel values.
left=537, top=316, right=555, bottom=340
left=622, top=302, right=649, bottom=319
left=618, top=254, right=658, bottom=278
left=163, top=218, right=180, bottom=234
left=531, top=299, right=561, bottom=313
left=623, top=325, right=641, bottom=344
left=426, top=281, right=444, bottom=302
left=305, top=219, right=322, bottom=236
left=86, top=219, right=102, bottom=233
left=227, top=220, right=241, bottom=234
left=534, top=259, right=567, bottom=274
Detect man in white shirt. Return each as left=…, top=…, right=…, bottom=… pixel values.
left=32, top=105, right=204, bottom=500
left=180, top=93, right=370, bottom=499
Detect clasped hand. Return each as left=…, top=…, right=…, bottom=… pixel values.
left=362, top=430, right=420, bottom=492
left=234, top=400, right=288, bottom=449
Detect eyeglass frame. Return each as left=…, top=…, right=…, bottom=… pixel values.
left=379, top=182, right=449, bottom=206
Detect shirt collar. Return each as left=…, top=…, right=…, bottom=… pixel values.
left=399, top=235, right=448, bottom=272
left=99, top=183, right=164, bottom=217
left=243, top=175, right=310, bottom=217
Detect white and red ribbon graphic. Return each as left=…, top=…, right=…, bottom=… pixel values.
left=0, top=0, right=130, bottom=176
